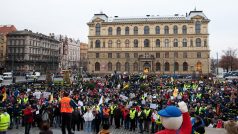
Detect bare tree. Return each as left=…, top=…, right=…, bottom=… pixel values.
left=219, top=48, right=238, bottom=72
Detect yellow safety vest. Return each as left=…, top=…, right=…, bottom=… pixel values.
left=110, top=106, right=116, bottom=114
left=17, top=98, right=21, bottom=104
left=144, top=109, right=151, bottom=117
left=0, top=113, right=10, bottom=131
left=156, top=114, right=161, bottom=124
left=23, top=98, right=28, bottom=104
left=130, top=109, right=136, bottom=119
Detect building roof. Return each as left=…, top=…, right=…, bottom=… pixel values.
left=0, top=25, right=17, bottom=35
left=89, top=10, right=209, bottom=23
left=7, top=29, right=60, bottom=42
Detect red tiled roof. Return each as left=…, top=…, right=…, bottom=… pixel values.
left=0, top=25, right=17, bottom=35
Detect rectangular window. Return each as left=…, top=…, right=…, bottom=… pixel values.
left=134, top=53, right=138, bottom=58
left=108, top=53, right=112, bottom=58
left=96, top=53, right=99, bottom=58
left=125, top=53, right=130, bottom=58
left=116, top=53, right=120, bottom=58
left=156, top=53, right=160, bottom=58
left=197, top=52, right=201, bottom=58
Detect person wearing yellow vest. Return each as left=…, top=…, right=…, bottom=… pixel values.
left=110, top=104, right=116, bottom=125
left=138, top=107, right=146, bottom=133
left=60, top=92, right=78, bottom=134
left=129, top=107, right=137, bottom=131
left=144, top=106, right=152, bottom=132
left=0, top=108, right=10, bottom=134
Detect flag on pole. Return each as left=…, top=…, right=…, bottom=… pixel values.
left=98, top=96, right=104, bottom=106
left=2, top=87, right=7, bottom=102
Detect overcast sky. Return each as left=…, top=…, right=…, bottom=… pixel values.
left=1, top=0, right=238, bottom=58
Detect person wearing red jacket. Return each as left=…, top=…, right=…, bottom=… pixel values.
left=23, top=104, right=35, bottom=134
left=156, top=101, right=192, bottom=134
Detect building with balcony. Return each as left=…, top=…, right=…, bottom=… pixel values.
left=6, top=30, right=60, bottom=74
left=87, top=10, right=210, bottom=75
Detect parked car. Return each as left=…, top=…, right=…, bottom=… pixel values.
left=0, top=75, right=3, bottom=82
left=26, top=72, right=41, bottom=79
left=2, top=72, right=13, bottom=79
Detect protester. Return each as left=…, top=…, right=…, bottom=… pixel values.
left=0, top=73, right=237, bottom=134
left=0, top=108, right=10, bottom=134
left=83, top=107, right=94, bottom=133
left=60, top=92, right=78, bottom=134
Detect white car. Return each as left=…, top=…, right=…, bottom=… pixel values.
left=0, top=75, right=3, bottom=81
left=26, top=72, right=41, bottom=79
left=2, top=72, right=13, bottom=79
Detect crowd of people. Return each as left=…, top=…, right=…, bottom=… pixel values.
left=0, top=73, right=237, bottom=134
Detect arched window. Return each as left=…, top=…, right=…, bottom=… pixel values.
left=95, top=62, right=100, bottom=71
left=133, top=62, right=138, bottom=71
left=196, top=38, right=201, bottom=47
left=144, top=26, right=150, bottom=34
left=156, top=62, right=161, bottom=71
left=164, top=26, right=169, bottom=34
left=108, top=62, right=112, bottom=71
left=183, top=62, right=188, bottom=71
left=116, top=40, right=121, bottom=48
left=125, top=39, right=130, bottom=48
left=182, top=39, right=187, bottom=47
left=125, top=27, right=130, bottom=35
left=108, top=27, right=113, bottom=35
left=195, top=21, right=201, bottom=34
left=156, top=39, right=160, bottom=47
left=196, top=62, right=202, bottom=72
left=174, top=62, right=179, bottom=71
left=95, top=23, right=101, bottom=35
left=108, top=40, right=112, bottom=48
left=173, top=25, right=178, bottom=34
left=95, top=40, right=100, bottom=48
left=134, top=26, right=138, bottom=35
left=116, top=62, right=121, bottom=71
left=165, top=39, right=169, bottom=47
left=165, top=62, right=170, bottom=71
left=182, top=25, right=187, bottom=34
left=117, top=27, right=121, bottom=35
left=125, top=62, right=130, bottom=72
left=144, top=39, right=150, bottom=47
left=134, top=39, right=138, bottom=48
left=173, top=39, right=178, bottom=47
left=155, top=26, right=160, bottom=34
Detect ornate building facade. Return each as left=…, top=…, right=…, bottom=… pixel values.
left=6, top=30, right=60, bottom=74
left=87, top=11, right=210, bottom=75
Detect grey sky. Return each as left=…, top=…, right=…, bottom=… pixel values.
left=1, top=0, right=238, bottom=58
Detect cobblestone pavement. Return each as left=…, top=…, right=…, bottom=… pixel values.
left=8, top=126, right=226, bottom=134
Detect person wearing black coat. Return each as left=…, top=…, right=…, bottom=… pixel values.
left=71, top=107, right=81, bottom=131
left=113, top=106, right=122, bottom=129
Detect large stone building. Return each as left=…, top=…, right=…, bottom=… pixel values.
left=57, top=35, right=80, bottom=72
left=6, top=30, right=60, bottom=74
left=87, top=11, right=210, bottom=75
left=0, top=25, right=17, bottom=73
left=79, top=42, right=88, bottom=71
